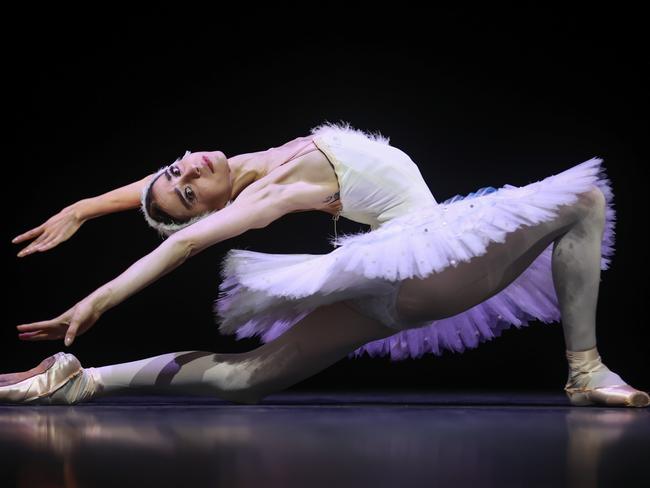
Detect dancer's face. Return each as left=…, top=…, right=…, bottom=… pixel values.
left=151, top=150, right=231, bottom=222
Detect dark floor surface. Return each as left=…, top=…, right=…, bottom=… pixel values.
left=1, top=390, right=648, bottom=487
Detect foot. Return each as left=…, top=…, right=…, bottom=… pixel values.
left=564, top=347, right=650, bottom=407
left=0, top=352, right=102, bottom=405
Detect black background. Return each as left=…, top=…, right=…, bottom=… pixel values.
left=4, top=5, right=648, bottom=392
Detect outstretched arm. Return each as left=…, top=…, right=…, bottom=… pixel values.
left=92, top=184, right=296, bottom=308
left=15, top=184, right=295, bottom=346
left=12, top=172, right=155, bottom=257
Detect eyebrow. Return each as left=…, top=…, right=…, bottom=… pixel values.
left=164, top=168, right=192, bottom=210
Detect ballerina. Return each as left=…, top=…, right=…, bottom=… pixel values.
left=3, top=121, right=648, bottom=407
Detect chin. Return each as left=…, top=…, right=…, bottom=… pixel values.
left=212, top=150, right=227, bottom=164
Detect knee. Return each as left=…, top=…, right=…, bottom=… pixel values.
left=204, top=371, right=266, bottom=405
left=219, top=370, right=287, bottom=405
left=577, top=186, right=606, bottom=220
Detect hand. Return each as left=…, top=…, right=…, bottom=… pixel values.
left=12, top=202, right=87, bottom=258
left=16, top=293, right=107, bottom=346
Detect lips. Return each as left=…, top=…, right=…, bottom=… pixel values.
left=202, top=155, right=214, bottom=173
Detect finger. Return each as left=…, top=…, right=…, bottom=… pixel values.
left=19, top=332, right=60, bottom=341
left=29, top=231, right=52, bottom=247
left=18, top=330, right=45, bottom=339
left=16, top=320, right=65, bottom=331
left=19, top=329, right=61, bottom=339
left=34, top=236, right=61, bottom=252
left=65, top=322, right=80, bottom=346
left=17, top=330, right=40, bottom=337
left=12, top=226, right=45, bottom=244
left=17, top=325, right=60, bottom=332
left=17, top=233, right=51, bottom=257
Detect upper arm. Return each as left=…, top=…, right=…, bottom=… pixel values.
left=170, top=183, right=303, bottom=256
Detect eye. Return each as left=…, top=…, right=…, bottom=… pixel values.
left=185, top=187, right=196, bottom=202
left=170, top=165, right=181, bottom=177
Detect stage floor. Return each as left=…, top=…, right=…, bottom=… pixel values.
left=1, top=390, right=648, bottom=487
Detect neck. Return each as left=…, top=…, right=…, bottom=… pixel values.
left=226, top=150, right=270, bottom=202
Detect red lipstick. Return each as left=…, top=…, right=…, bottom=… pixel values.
left=202, top=155, right=214, bottom=173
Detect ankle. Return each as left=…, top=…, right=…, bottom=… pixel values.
left=47, top=367, right=102, bottom=404
left=566, top=345, right=600, bottom=364
left=565, top=346, right=625, bottom=391
left=85, top=367, right=105, bottom=398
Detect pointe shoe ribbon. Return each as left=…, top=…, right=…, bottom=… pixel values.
left=0, top=352, right=99, bottom=405
left=564, top=347, right=650, bottom=408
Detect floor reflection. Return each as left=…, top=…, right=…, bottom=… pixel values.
left=0, top=391, right=648, bottom=488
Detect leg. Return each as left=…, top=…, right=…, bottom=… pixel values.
left=92, top=301, right=396, bottom=404
left=394, top=185, right=606, bottom=351
left=109, top=185, right=600, bottom=405
left=390, top=185, right=647, bottom=406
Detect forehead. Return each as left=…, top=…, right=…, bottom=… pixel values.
left=151, top=166, right=188, bottom=217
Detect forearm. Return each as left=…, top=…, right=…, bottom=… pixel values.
left=90, top=237, right=192, bottom=313
left=73, top=173, right=155, bottom=221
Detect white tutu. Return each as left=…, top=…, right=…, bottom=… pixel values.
left=213, top=123, right=616, bottom=360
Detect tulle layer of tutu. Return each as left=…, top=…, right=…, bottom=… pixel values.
left=213, top=157, right=616, bottom=360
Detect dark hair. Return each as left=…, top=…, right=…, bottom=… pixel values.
left=142, top=171, right=191, bottom=226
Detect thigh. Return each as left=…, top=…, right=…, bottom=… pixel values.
left=395, top=187, right=604, bottom=323
left=237, top=300, right=397, bottom=398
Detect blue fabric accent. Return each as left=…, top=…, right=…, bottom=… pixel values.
left=441, top=186, right=498, bottom=205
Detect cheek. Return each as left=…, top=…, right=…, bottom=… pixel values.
left=200, top=182, right=224, bottom=206
left=157, top=193, right=184, bottom=218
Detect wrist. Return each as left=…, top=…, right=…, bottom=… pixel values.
left=70, top=199, right=92, bottom=222
left=88, top=286, right=116, bottom=315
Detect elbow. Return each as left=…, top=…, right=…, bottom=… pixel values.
left=183, top=240, right=201, bottom=259
left=170, top=236, right=197, bottom=261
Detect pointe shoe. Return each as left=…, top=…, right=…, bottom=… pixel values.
left=0, top=352, right=101, bottom=405
left=564, top=347, right=650, bottom=408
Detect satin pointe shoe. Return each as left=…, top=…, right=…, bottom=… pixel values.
left=564, top=346, right=650, bottom=407
left=0, top=352, right=102, bottom=405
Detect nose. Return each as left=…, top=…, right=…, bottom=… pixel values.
left=184, top=165, right=201, bottom=180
